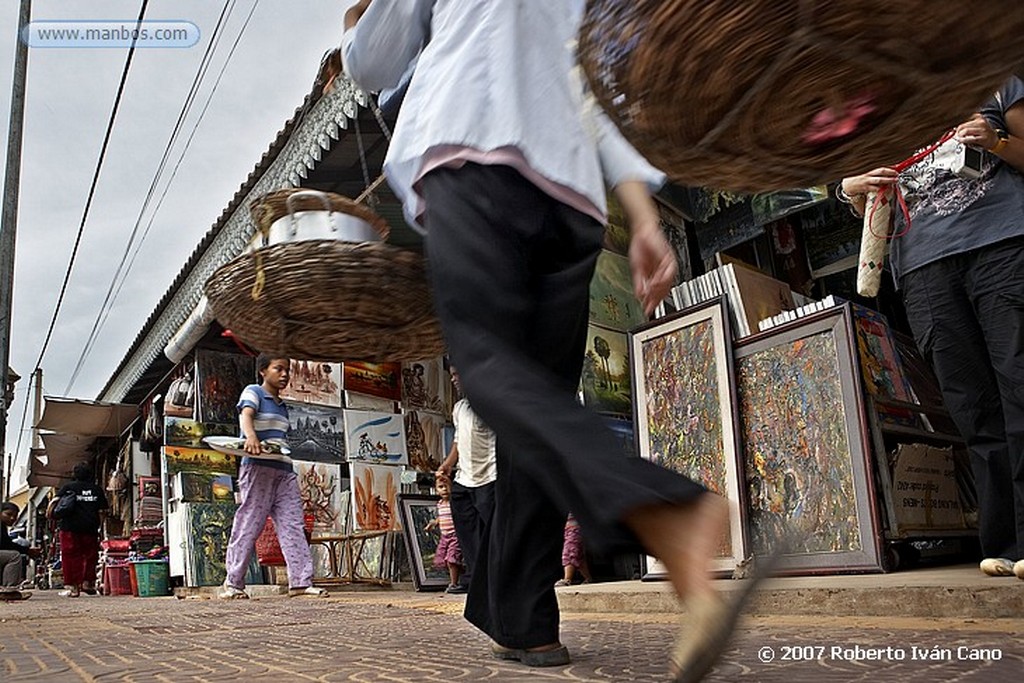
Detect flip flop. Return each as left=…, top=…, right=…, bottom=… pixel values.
left=0, top=590, right=32, bottom=602
left=670, top=538, right=791, bottom=683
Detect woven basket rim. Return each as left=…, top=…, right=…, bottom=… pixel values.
left=250, top=188, right=390, bottom=240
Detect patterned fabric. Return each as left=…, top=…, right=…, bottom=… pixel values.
left=561, top=518, right=584, bottom=569
left=434, top=532, right=463, bottom=568
left=224, top=461, right=313, bottom=589
left=436, top=499, right=456, bottom=536
left=238, top=384, right=292, bottom=471
left=891, top=76, right=1024, bottom=281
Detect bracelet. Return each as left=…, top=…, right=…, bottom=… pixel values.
left=835, top=183, right=865, bottom=205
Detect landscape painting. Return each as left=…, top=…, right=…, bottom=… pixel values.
left=344, top=409, right=408, bottom=465
left=581, top=324, right=631, bottom=416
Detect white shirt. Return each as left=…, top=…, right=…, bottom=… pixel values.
left=452, top=399, right=497, bottom=488
left=341, top=0, right=664, bottom=230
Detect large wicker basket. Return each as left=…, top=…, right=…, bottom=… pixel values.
left=204, top=189, right=445, bottom=363
left=579, top=1, right=1024, bottom=191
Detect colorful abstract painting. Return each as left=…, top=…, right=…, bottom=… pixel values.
left=343, top=362, right=402, bottom=401
left=294, top=461, right=344, bottom=534
left=630, top=301, right=746, bottom=574
left=735, top=307, right=882, bottom=573
left=401, top=358, right=450, bottom=413
left=589, top=250, right=647, bottom=332
left=286, top=402, right=345, bottom=461
left=581, top=324, right=632, bottom=416
left=852, top=305, right=920, bottom=429
left=343, top=409, right=408, bottom=465
left=195, top=349, right=255, bottom=424
left=280, top=360, right=342, bottom=407
left=403, top=409, right=446, bottom=473
left=351, top=462, right=400, bottom=532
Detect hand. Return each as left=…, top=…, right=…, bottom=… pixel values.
left=435, top=464, right=451, bottom=480
left=243, top=434, right=262, bottom=456
left=841, top=168, right=899, bottom=197
left=955, top=113, right=999, bottom=150
left=629, top=221, right=678, bottom=316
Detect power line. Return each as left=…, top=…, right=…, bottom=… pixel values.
left=63, top=0, right=241, bottom=394
left=70, top=0, right=262, bottom=396
left=33, top=0, right=151, bottom=372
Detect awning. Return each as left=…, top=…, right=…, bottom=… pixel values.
left=37, top=396, right=138, bottom=437
left=27, top=448, right=74, bottom=488
left=39, top=433, right=95, bottom=470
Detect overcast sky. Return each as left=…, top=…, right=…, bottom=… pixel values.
left=0, top=1, right=349, bottom=488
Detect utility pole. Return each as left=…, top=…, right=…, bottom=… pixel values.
left=0, top=0, right=32, bottom=501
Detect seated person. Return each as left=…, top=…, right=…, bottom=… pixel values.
left=1, top=502, right=40, bottom=591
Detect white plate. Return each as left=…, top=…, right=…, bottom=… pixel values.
left=202, top=436, right=291, bottom=459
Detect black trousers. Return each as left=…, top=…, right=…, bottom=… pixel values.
left=901, top=236, right=1024, bottom=561
left=421, top=164, right=705, bottom=649
left=449, top=480, right=496, bottom=587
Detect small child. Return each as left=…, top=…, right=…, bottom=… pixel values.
left=426, top=476, right=465, bottom=594
left=555, top=513, right=592, bottom=587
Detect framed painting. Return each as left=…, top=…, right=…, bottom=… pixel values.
left=351, top=532, right=389, bottom=582
left=195, top=349, right=255, bottom=424
left=398, top=494, right=450, bottom=590
left=851, top=305, right=921, bottom=429
left=401, top=358, right=450, bottom=413
left=162, top=446, right=237, bottom=477
left=164, top=417, right=236, bottom=449
left=581, top=324, right=632, bottom=416
left=285, top=402, right=345, bottom=461
left=351, top=461, right=401, bottom=532
left=403, top=409, right=446, bottom=473
left=630, top=299, right=747, bottom=576
left=734, top=304, right=884, bottom=573
left=345, top=391, right=396, bottom=413
left=343, top=409, right=408, bottom=465
left=589, top=250, right=647, bottom=332
left=294, top=461, right=345, bottom=534
left=280, top=360, right=342, bottom=407
left=343, top=362, right=402, bottom=401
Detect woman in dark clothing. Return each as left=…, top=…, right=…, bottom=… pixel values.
left=49, top=463, right=108, bottom=597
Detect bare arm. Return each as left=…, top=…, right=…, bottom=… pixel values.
left=840, top=168, right=899, bottom=218
left=436, top=442, right=458, bottom=479
left=615, top=181, right=677, bottom=316
left=239, top=406, right=261, bottom=455
left=956, top=105, right=1024, bottom=172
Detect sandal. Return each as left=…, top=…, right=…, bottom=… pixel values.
left=288, top=586, right=328, bottom=598
left=670, top=538, right=791, bottom=682
left=553, top=579, right=571, bottom=587
left=58, top=588, right=81, bottom=598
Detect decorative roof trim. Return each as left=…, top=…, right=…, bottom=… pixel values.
left=100, top=77, right=367, bottom=403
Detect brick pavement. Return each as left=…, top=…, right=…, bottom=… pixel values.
left=1, top=589, right=1022, bottom=682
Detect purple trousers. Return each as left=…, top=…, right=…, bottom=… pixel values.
left=224, top=461, right=313, bottom=589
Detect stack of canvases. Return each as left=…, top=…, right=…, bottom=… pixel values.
left=277, top=359, right=347, bottom=580
left=163, top=349, right=255, bottom=587
left=335, top=359, right=454, bottom=581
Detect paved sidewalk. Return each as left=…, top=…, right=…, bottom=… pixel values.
left=1, top=587, right=1022, bottom=682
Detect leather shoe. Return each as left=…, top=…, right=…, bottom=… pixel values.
left=490, top=642, right=570, bottom=667
left=1014, top=559, right=1024, bottom=580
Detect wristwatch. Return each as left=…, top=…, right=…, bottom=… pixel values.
left=989, top=128, right=1010, bottom=154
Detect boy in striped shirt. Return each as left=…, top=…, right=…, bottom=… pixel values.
left=219, top=354, right=327, bottom=599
